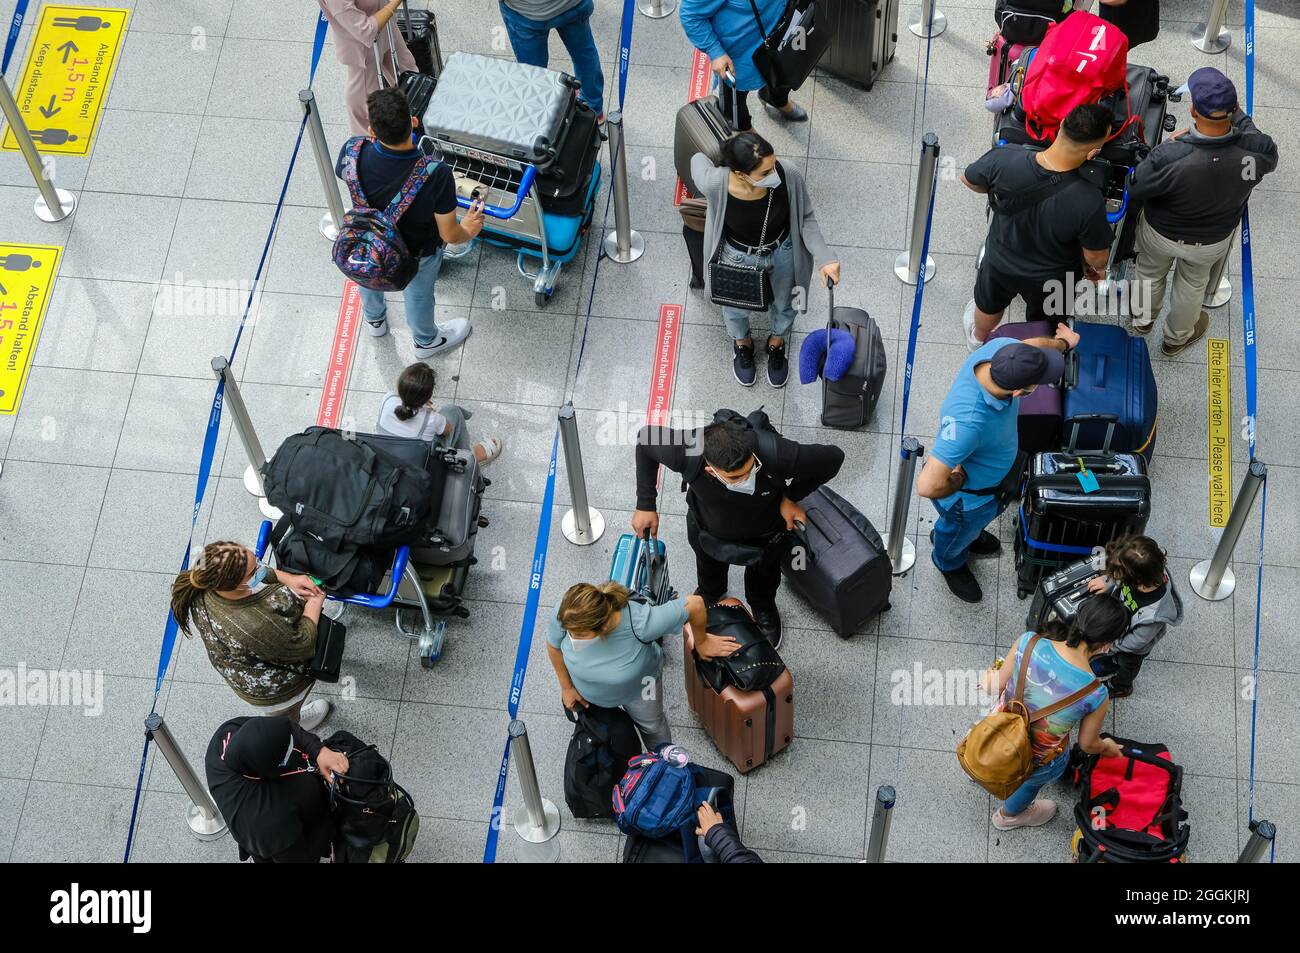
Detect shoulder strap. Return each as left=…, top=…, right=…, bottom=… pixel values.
left=1030, top=677, right=1103, bottom=724
left=1010, top=632, right=1043, bottom=705
left=340, top=137, right=370, bottom=208
left=383, top=155, right=438, bottom=222
left=991, top=166, right=1075, bottom=217
left=746, top=0, right=770, bottom=43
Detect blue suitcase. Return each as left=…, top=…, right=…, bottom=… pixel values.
left=609, top=532, right=675, bottom=605
left=1062, top=322, right=1158, bottom=460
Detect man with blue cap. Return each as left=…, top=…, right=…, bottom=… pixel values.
left=1129, top=67, right=1278, bottom=356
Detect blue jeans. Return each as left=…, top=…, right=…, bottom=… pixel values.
left=1003, top=751, right=1070, bottom=816
left=719, top=236, right=798, bottom=341
left=498, top=0, right=605, bottom=116
left=930, top=495, right=1001, bottom=572
left=358, top=247, right=446, bottom=347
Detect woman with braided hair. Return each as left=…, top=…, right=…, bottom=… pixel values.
left=172, top=541, right=332, bottom=730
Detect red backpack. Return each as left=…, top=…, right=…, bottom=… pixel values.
left=1020, top=10, right=1130, bottom=143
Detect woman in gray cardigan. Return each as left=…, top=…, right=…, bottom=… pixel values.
left=691, top=132, right=839, bottom=387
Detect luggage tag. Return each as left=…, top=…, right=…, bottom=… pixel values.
left=1075, top=457, right=1100, bottom=494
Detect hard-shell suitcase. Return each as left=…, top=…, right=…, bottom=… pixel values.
left=1014, top=422, right=1150, bottom=598
left=817, top=0, right=900, bottom=90
left=1025, top=553, right=1105, bottom=631
left=986, top=33, right=1028, bottom=96
left=609, top=532, right=675, bottom=606
left=817, top=281, right=886, bottom=429
left=622, top=765, right=736, bottom=863
left=674, top=82, right=737, bottom=199
left=1062, top=322, right=1158, bottom=461
left=989, top=320, right=1064, bottom=453
left=779, top=484, right=891, bottom=636
left=399, top=71, right=437, bottom=122
left=684, top=624, right=794, bottom=774
left=422, top=52, right=580, bottom=168
left=410, top=447, right=483, bottom=566
left=395, top=4, right=442, bottom=78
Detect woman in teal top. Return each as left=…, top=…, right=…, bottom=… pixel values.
left=983, top=595, right=1129, bottom=831
left=546, top=582, right=738, bottom=749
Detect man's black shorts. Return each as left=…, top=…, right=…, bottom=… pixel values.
left=973, top=259, right=1072, bottom=323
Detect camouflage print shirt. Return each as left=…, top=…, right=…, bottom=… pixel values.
left=192, top=584, right=318, bottom=706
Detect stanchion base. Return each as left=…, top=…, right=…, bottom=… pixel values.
left=1191, top=25, right=1231, bottom=55
left=1189, top=559, right=1235, bottom=602
left=894, top=252, right=936, bottom=285
left=881, top=534, right=916, bottom=576
left=1204, top=274, right=1232, bottom=309
left=243, top=464, right=265, bottom=498
left=258, top=498, right=283, bottom=521
left=909, top=12, right=947, bottom=38
left=603, top=229, right=646, bottom=264
left=561, top=507, right=606, bottom=545
left=638, top=0, right=676, bottom=17
left=35, top=188, right=76, bottom=223
left=187, top=804, right=227, bottom=841
left=513, top=798, right=562, bottom=844
left=319, top=212, right=340, bottom=242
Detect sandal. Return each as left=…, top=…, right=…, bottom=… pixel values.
left=474, top=436, right=504, bottom=468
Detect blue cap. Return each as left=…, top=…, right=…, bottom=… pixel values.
left=1180, top=67, right=1237, bottom=118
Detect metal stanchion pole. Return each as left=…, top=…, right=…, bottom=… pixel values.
left=211, top=357, right=279, bottom=519
left=602, top=111, right=645, bottom=265
left=865, top=785, right=896, bottom=863
left=1203, top=242, right=1234, bottom=308
left=895, top=134, right=939, bottom=285
left=558, top=401, right=605, bottom=545
left=882, top=438, right=924, bottom=575
left=639, top=0, right=676, bottom=18
left=299, top=89, right=346, bottom=241
left=1238, top=819, right=1276, bottom=862
left=509, top=720, right=561, bottom=847
left=1189, top=460, right=1267, bottom=601
left=909, top=0, right=947, bottom=39
left=0, top=76, right=77, bottom=223
left=144, top=714, right=227, bottom=840
left=1191, top=0, right=1232, bottom=55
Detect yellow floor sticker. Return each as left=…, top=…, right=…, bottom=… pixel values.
left=0, top=243, right=62, bottom=415
left=1, top=6, right=130, bottom=157
left=1207, top=338, right=1232, bottom=528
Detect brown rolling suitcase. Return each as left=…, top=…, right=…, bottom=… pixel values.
left=683, top=622, right=794, bottom=774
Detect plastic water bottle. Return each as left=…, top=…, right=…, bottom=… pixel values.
left=660, top=745, right=689, bottom=767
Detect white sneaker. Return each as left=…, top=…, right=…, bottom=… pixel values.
left=963, top=299, right=988, bottom=352
left=298, top=699, right=332, bottom=732
left=414, top=318, right=472, bottom=359
left=365, top=314, right=389, bottom=338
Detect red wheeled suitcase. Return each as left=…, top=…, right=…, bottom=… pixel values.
left=817, top=0, right=900, bottom=91
left=989, top=320, right=1063, bottom=454
left=986, top=33, right=1028, bottom=96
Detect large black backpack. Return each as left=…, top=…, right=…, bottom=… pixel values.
left=322, top=730, right=420, bottom=864
left=994, top=0, right=1073, bottom=45
left=563, top=705, right=643, bottom=820
left=262, top=427, right=445, bottom=551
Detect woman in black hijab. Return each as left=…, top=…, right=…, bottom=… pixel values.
left=205, top=716, right=349, bottom=863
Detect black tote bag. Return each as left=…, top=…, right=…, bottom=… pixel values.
left=747, top=0, right=836, bottom=92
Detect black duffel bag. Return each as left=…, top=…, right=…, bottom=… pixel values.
left=693, top=600, right=787, bottom=693
left=564, top=704, right=643, bottom=820
left=994, top=0, right=1073, bottom=46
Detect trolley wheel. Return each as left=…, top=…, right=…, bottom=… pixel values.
left=535, top=288, right=553, bottom=307
left=1017, top=588, right=1030, bottom=601
left=454, top=605, right=471, bottom=619
left=416, top=618, right=447, bottom=668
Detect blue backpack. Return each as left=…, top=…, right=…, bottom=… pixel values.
left=333, top=137, right=434, bottom=292
left=612, top=748, right=696, bottom=839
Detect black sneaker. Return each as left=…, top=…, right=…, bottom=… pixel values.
left=937, top=562, right=983, bottom=603
left=752, top=604, right=783, bottom=650
left=930, top=529, right=1001, bottom=559
left=766, top=338, right=789, bottom=388
left=733, top=341, right=757, bottom=386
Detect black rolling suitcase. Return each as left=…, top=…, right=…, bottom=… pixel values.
left=1014, top=421, right=1150, bottom=599
left=817, top=280, right=887, bottom=429
left=817, top=0, right=901, bottom=90
left=1025, top=554, right=1105, bottom=632
left=396, top=2, right=442, bottom=78
left=780, top=485, right=891, bottom=637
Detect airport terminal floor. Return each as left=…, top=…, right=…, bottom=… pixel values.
left=0, top=0, right=1298, bottom=864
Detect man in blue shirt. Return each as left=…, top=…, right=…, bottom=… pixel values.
left=917, top=329, right=1077, bottom=602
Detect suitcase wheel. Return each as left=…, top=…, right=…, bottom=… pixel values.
left=535, top=288, right=554, bottom=307
left=744, top=719, right=752, bottom=728
left=785, top=695, right=792, bottom=704
left=478, top=516, right=490, bottom=528
left=745, top=759, right=753, bottom=768
left=1017, top=588, right=1031, bottom=600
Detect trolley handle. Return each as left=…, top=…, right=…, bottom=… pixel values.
left=1106, top=184, right=1129, bottom=225
left=456, top=165, right=538, bottom=219
left=252, top=517, right=410, bottom=610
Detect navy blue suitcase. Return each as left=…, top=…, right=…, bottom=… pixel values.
left=1062, top=322, right=1158, bottom=460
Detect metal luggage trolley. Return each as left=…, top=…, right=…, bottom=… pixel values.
left=419, top=51, right=602, bottom=307
left=254, top=520, right=448, bottom=669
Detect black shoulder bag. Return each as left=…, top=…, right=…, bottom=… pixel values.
left=708, top=190, right=774, bottom=312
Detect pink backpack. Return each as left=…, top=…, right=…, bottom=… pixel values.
left=1020, top=10, right=1130, bottom=143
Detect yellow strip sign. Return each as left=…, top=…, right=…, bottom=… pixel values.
left=1207, top=338, right=1232, bottom=528
left=1, top=6, right=130, bottom=157
left=0, top=243, right=62, bottom=415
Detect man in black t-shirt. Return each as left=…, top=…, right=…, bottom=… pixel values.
left=961, top=103, right=1116, bottom=348
left=335, top=87, right=485, bottom=359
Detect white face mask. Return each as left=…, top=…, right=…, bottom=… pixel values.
left=748, top=170, right=780, bottom=190
left=568, top=633, right=595, bottom=652
left=710, top=457, right=761, bottom=495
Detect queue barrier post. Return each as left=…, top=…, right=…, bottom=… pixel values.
left=211, top=357, right=280, bottom=520
left=1203, top=242, right=1234, bottom=308
left=909, top=0, right=947, bottom=40
left=895, top=135, right=939, bottom=285
left=144, top=714, right=227, bottom=841
left=299, top=88, right=346, bottom=241
left=638, top=0, right=676, bottom=18
left=1191, top=0, right=1232, bottom=55
left=508, top=720, right=562, bottom=853
left=882, top=438, right=924, bottom=575
left=1189, top=460, right=1266, bottom=601
left=602, top=111, right=645, bottom=265
left=558, top=401, right=605, bottom=546
left=865, top=785, right=896, bottom=863
left=0, top=75, right=77, bottom=222
left=1238, top=819, right=1276, bottom=863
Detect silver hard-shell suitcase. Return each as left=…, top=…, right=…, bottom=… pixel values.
left=817, top=0, right=900, bottom=90
left=412, top=448, right=483, bottom=566
left=673, top=79, right=738, bottom=198
left=421, top=51, right=579, bottom=168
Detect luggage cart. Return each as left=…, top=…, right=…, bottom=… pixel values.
left=255, top=520, right=449, bottom=669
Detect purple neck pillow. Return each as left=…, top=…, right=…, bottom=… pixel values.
left=799, top=327, right=857, bottom=384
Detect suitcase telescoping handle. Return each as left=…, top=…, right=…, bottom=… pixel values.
left=376, top=18, right=402, bottom=88
left=788, top=520, right=816, bottom=565
left=1065, top=413, right=1117, bottom=456
left=400, top=0, right=413, bottom=43
left=712, top=70, right=741, bottom=131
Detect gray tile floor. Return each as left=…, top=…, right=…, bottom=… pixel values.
left=0, top=0, right=1297, bottom=864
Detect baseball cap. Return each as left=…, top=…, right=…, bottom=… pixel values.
left=989, top=342, right=1065, bottom=391
left=1176, top=67, right=1237, bottom=118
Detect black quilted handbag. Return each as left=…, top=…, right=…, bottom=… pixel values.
left=708, top=191, right=774, bottom=312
